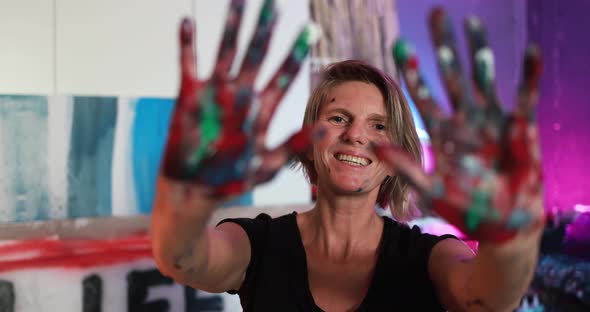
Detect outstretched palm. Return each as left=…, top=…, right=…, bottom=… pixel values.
left=162, top=0, right=317, bottom=196
left=378, top=8, right=543, bottom=242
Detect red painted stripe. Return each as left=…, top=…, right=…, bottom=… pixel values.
left=0, top=233, right=154, bottom=273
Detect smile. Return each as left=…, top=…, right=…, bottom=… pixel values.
left=335, top=153, right=371, bottom=167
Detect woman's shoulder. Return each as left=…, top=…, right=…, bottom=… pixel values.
left=217, top=211, right=288, bottom=225
left=381, top=216, right=458, bottom=259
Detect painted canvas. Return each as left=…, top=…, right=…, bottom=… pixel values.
left=0, top=95, right=253, bottom=223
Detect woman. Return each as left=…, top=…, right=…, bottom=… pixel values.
left=152, top=2, right=544, bottom=311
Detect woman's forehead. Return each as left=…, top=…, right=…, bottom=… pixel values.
left=321, top=81, right=386, bottom=114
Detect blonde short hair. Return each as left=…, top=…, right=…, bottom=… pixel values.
left=296, top=60, right=422, bottom=220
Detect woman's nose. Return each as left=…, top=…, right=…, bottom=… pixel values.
left=342, top=122, right=368, bottom=145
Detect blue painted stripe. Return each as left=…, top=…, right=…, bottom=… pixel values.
left=131, top=98, right=174, bottom=214
left=0, top=95, right=49, bottom=222
left=67, top=97, right=117, bottom=218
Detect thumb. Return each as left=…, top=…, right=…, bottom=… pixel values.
left=253, top=125, right=324, bottom=185
left=373, top=143, right=435, bottom=196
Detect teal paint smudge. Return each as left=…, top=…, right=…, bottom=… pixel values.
left=67, top=97, right=117, bottom=218
left=221, top=192, right=253, bottom=207
left=0, top=95, right=49, bottom=222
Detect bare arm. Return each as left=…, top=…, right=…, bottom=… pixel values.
left=430, top=223, right=543, bottom=312
left=151, top=177, right=251, bottom=293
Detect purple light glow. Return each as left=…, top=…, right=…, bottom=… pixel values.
left=397, top=0, right=590, bottom=217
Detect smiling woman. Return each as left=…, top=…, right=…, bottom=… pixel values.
left=152, top=3, right=545, bottom=311
left=297, top=61, right=423, bottom=221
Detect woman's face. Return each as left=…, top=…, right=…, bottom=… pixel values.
left=311, top=81, right=393, bottom=197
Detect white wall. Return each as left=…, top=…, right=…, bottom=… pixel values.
left=0, top=1, right=55, bottom=94
left=0, top=0, right=313, bottom=207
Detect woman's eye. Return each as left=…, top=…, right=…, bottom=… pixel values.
left=375, top=124, right=386, bottom=131
left=329, top=116, right=346, bottom=124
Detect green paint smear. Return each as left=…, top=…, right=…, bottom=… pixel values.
left=188, top=87, right=221, bottom=174
left=393, top=40, right=412, bottom=64
left=476, top=59, right=492, bottom=92
left=259, top=0, right=275, bottom=26
left=293, top=27, right=312, bottom=62
left=464, top=190, right=488, bottom=232
left=278, top=74, right=290, bottom=89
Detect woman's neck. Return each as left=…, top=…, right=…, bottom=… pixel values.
left=298, top=188, right=384, bottom=262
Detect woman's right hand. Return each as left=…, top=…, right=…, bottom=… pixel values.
left=152, top=0, right=319, bottom=292
left=162, top=0, right=319, bottom=198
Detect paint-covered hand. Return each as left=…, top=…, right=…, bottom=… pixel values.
left=161, top=0, right=318, bottom=196
left=377, top=8, right=544, bottom=242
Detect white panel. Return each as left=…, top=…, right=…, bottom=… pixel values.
left=47, top=95, right=72, bottom=219
left=0, top=1, right=54, bottom=94
left=111, top=97, right=138, bottom=216
left=56, top=0, right=191, bottom=97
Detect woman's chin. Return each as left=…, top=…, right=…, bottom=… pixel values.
left=329, top=182, right=371, bottom=195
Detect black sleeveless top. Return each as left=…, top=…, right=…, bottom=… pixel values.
left=218, top=212, right=455, bottom=311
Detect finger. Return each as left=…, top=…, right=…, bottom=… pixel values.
left=212, top=0, right=246, bottom=80
left=254, top=23, right=321, bottom=141
left=252, top=125, right=323, bottom=184
left=178, top=18, right=200, bottom=106
left=501, top=47, right=542, bottom=193
left=373, top=144, right=436, bottom=196
left=163, top=18, right=202, bottom=180
left=515, top=45, right=542, bottom=120
left=392, top=39, right=446, bottom=136
left=429, top=8, right=471, bottom=114
left=463, top=17, right=498, bottom=103
left=432, top=188, right=519, bottom=243
left=234, top=0, right=278, bottom=86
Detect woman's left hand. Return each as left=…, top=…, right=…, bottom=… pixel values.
left=375, top=8, right=544, bottom=243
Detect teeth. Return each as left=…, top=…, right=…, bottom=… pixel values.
left=336, top=154, right=370, bottom=166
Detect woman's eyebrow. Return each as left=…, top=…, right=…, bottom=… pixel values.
left=323, top=107, right=352, bottom=115
left=368, top=113, right=387, bottom=121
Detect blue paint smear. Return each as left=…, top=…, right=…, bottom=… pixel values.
left=0, top=95, right=49, bottom=222
left=131, top=98, right=253, bottom=213
left=67, top=97, right=117, bottom=218
left=221, top=192, right=253, bottom=207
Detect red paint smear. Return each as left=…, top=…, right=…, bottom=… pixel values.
left=0, top=233, right=154, bottom=273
